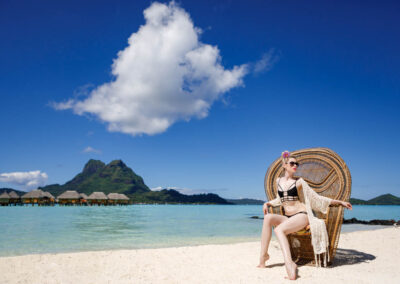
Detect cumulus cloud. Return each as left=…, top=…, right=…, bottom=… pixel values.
left=151, top=186, right=227, bottom=195
left=253, top=49, right=280, bottom=73
left=0, top=171, right=48, bottom=190
left=82, top=146, right=102, bottom=154
left=52, top=1, right=247, bottom=136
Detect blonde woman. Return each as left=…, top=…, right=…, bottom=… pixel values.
left=257, top=151, right=352, bottom=280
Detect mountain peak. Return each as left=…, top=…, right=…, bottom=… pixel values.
left=42, top=159, right=150, bottom=196
left=107, top=160, right=127, bottom=168
left=83, top=159, right=106, bottom=175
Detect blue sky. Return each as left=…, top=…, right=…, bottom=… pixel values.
left=0, top=0, right=399, bottom=200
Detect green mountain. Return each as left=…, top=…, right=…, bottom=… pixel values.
left=35, top=159, right=230, bottom=204
left=40, top=159, right=150, bottom=197
left=367, top=194, right=400, bottom=205
left=349, top=198, right=369, bottom=205
left=350, top=194, right=400, bottom=205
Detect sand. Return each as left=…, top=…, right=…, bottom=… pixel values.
left=0, top=227, right=399, bottom=284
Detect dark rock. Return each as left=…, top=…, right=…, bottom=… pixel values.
left=343, top=217, right=399, bottom=226
left=368, top=219, right=395, bottom=225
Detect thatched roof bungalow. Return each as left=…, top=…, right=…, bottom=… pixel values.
left=119, top=193, right=129, bottom=200
left=87, top=192, right=108, bottom=205
left=118, top=194, right=130, bottom=204
left=58, top=190, right=80, bottom=200
left=43, top=191, right=55, bottom=205
left=21, top=189, right=44, bottom=204
left=107, top=193, right=119, bottom=200
left=107, top=193, right=130, bottom=205
left=8, top=191, right=20, bottom=205
left=8, top=191, right=20, bottom=199
left=57, top=190, right=80, bottom=205
left=79, top=193, right=88, bottom=205
left=21, top=189, right=54, bottom=205
left=0, top=191, right=10, bottom=205
left=43, top=191, right=55, bottom=200
left=79, top=193, right=88, bottom=200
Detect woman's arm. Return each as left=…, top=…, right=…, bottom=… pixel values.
left=263, top=196, right=281, bottom=215
left=263, top=178, right=282, bottom=214
left=330, top=199, right=353, bottom=210
left=298, top=178, right=352, bottom=211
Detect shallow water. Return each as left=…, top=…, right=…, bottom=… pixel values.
left=0, top=205, right=398, bottom=256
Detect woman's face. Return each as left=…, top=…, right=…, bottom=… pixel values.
left=284, top=157, right=298, bottom=174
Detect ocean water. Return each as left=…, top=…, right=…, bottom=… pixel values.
left=0, top=205, right=398, bottom=257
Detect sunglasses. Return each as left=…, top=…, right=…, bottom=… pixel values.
left=288, top=161, right=299, bottom=167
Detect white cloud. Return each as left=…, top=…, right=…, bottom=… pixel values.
left=52, top=1, right=247, bottom=136
left=151, top=186, right=165, bottom=191
left=253, top=49, right=280, bottom=73
left=151, top=186, right=227, bottom=195
left=82, top=146, right=102, bottom=154
left=0, top=171, right=48, bottom=190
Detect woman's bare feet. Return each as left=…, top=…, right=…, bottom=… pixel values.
left=256, top=254, right=270, bottom=268
left=284, top=261, right=297, bottom=280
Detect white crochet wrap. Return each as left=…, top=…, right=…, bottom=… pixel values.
left=268, top=178, right=332, bottom=267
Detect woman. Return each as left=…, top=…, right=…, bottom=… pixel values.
left=257, top=151, right=352, bottom=280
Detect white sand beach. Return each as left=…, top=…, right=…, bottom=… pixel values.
left=0, top=227, right=399, bottom=284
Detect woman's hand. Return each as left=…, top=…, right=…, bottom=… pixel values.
left=341, top=201, right=352, bottom=210
left=330, top=199, right=352, bottom=210
left=263, top=202, right=270, bottom=215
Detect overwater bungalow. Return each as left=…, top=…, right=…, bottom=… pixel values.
left=118, top=193, right=130, bottom=205
left=0, top=192, right=10, bottom=206
left=21, top=189, right=55, bottom=206
left=58, top=190, right=81, bottom=205
left=87, top=192, right=108, bottom=206
left=21, top=189, right=43, bottom=205
left=107, top=193, right=130, bottom=205
left=42, top=192, right=55, bottom=205
left=8, top=191, right=21, bottom=205
left=79, top=193, right=88, bottom=205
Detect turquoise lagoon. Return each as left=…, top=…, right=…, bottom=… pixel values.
left=0, top=205, right=399, bottom=257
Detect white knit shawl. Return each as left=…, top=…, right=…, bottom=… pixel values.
left=269, top=178, right=332, bottom=267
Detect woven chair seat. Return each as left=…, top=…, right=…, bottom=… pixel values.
left=265, top=148, right=351, bottom=266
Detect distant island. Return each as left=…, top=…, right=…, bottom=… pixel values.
left=1, top=159, right=399, bottom=205
left=1, top=159, right=230, bottom=205
left=350, top=194, right=400, bottom=205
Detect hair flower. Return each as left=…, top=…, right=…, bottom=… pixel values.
left=282, top=150, right=290, bottom=158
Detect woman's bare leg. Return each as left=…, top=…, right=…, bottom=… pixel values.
left=274, top=214, right=309, bottom=280
left=257, top=214, right=288, bottom=268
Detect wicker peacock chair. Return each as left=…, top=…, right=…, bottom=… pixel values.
left=264, top=147, right=351, bottom=266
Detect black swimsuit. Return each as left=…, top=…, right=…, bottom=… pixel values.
left=278, top=178, right=307, bottom=218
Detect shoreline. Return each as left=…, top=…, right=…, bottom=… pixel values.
left=1, top=227, right=399, bottom=284
left=0, top=223, right=391, bottom=259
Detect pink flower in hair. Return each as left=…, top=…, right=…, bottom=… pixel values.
left=282, top=151, right=290, bottom=158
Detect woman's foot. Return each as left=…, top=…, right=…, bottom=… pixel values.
left=256, top=254, right=270, bottom=268
left=284, top=261, right=297, bottom=280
